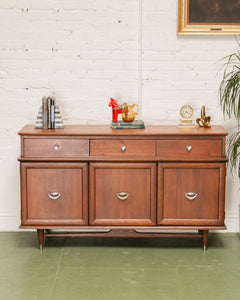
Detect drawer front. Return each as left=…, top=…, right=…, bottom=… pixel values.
left=23, top=138, right=89, bottom=157
left=158, top=163, right=225, bottom=226
left=89, top=163, right=156, bottom=225
left=157, top=139, right=222, bottom=157
left=20, top=163, right=88, bottom=226
left=90, top=140, right=156, bottom=156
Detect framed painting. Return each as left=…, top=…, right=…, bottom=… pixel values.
left=178, top=0, right=240, bottom=35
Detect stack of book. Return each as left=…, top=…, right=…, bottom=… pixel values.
left=42, top=96, right=55, bottom=129
left=111, top=120, right=145, bottom=129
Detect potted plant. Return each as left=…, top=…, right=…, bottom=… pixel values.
left=219, top=44, right=240, bottom=178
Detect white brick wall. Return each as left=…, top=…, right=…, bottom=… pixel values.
left=0, top=0, right=239, bottom=231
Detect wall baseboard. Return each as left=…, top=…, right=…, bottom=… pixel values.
left=0, top=211, right=20, bottom=231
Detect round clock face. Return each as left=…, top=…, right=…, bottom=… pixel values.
left=180, top=105, right=193, bottom=119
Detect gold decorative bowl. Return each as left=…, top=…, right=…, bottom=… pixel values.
left=122, top=104, right=139, bottom=123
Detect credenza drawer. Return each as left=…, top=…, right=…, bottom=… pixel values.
left=89, top=162, right=156, bottom=225
left=90, top=140, right=156, bottom=156
left=157, top=139, right=222, bottom=157
left=21, top=162, right=88, bottom=226
left=23, top=138, right=89, bottom=157
left=158, top=162, right=225, bottom=226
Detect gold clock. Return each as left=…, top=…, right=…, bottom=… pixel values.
left=180, top=105, right=193, bottom=119
left=178, top=105, right=195, bottom=128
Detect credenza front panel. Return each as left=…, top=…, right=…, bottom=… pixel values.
left=156, top=139, right=222, bottom=158
left=20, top=162, right=88, bottom=226
left=158, top=162, right=225, bottom=226
left=90, top=139, right=156, bottom=156
left=89, top=162, right=156, bottom=226
left=23, top=138, right=89, bottom=157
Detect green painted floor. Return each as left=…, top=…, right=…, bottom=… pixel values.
left=0, top=232, right=239, bottom=300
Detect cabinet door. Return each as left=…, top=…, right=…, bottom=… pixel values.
left=89, top=163, right=156, bottom=225
left=158, top=163, right=225, bottom=226
left=20, top=162, right=88, bottom=226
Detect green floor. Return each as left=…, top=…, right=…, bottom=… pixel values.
left=0, top=232, right=240, bottom=300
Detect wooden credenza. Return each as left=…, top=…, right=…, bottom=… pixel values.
left=18, top=125, right=228, bottom=249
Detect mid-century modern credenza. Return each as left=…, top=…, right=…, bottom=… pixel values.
left=18, top=125, right=228, bottom=250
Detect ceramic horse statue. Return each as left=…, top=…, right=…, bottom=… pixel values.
left=108, top=98, right=123, bottom=122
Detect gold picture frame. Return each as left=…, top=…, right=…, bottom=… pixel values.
left=178, top=0, right=240, bottom=35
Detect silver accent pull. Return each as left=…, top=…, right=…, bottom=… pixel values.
left=120, top=145, right=126, bottom=152
left=185, top=192, right=198, bottom=201
left=117, top=192, right=129, bottom=200
left=48, top=192, right=61, bottom=200
left=54, top=144, right=60, bottom=152
left=186, top=145, right=192, bottom=152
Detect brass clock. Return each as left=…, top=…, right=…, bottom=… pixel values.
left=178, top=105, right=195, bottom=128
left=180, top=105, right=193, bottom=119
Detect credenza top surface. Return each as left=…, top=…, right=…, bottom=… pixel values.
left=18, top=125, right=228, bottom=137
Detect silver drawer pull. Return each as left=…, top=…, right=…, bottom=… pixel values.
left=48, top=192, right=61, bottom=200
left=117, top=192, right=129, bottom=200
left=54, top=144, right=60, bottom=152
left=186, top=145, right=192, bottom=152
left=185, top=192, right=198, bottom=201
left=120, top=145, right=126, bottom=152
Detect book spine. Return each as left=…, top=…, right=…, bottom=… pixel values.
left=47, top=97, right=51, bottom=129
left=42, top=97, right=48, bottom=129
left=50, top=98, right=55, bottom=129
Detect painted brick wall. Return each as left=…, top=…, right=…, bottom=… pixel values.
left=0, top=0, right=239, bottom=231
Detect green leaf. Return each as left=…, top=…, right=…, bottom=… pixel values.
left=219, top=51, right=240, bottom=120
left=227, top=131, right=240, bottom=174
left=219, top=43, right=240, bottom=178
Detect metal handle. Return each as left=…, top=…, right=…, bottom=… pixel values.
left=120, top=145, right=126, bottom=152
left=185, top=192, right=198, bottom=201
left=48, top=192, right=61, bottom=200
left=54, top=144, right=60, bottom=152
left=186, top=145, right=192, bottom=152
left=117, top=192, right=129, bottom=200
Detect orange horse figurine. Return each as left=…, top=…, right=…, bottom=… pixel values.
left=108, top=98, right=123, bottom=122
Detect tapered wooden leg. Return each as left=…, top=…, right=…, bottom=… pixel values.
left=37, top=229, right=44, bottom=250
left=202, top=230, right=209, bottom=251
